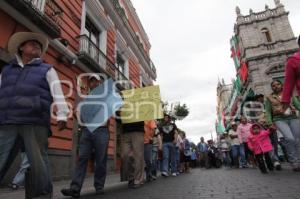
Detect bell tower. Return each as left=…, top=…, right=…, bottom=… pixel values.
left=234, top=0, right=299, bottom=95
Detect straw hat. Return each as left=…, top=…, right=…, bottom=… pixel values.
left=7, top=32, right=49, bottom=56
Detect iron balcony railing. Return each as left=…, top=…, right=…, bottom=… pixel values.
left=78, top=35, right=129, bottom=83
left=5, top=0, right=63, bottom=38
left=111, top=0, right=157, bottom=78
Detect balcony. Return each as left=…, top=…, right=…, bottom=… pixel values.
left=5, top=0, right=62, bottom=38
left=77, top=35, right=129, bottom=86
left=111, top=0, right=157, bottom=80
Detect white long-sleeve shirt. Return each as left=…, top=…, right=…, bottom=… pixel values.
left=0, top=56, right=70, bottom=121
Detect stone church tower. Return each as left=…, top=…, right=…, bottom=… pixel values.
left=234, top=0, right=299, bottom=97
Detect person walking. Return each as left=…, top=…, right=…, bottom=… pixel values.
left=151, top=127, right=162, bottom=179
left=247, top=124, right=274, bottom=174
left=182, top=132, right=191, bottom=173
left=229, top=122, right=247, bottom=168
left=120, top=120, right=145, bottom=188
left=61, top=75, right=110, bottom=198
left=266, top=79, right=300, bottom=171
left=175, top=131, right=183, bottom=175
left=159, top=114, right=178, bottom=177
left=197, top=137, right=209, bottom=168
left=144, top=120, right=156, bottom=182
left=0, top=32, right=69, bottom=198
left=219, top=133, right=231, bottom=167
left=256, top=95, right=282, bottom=170
left=10, top=142, right=30, bottom=190
left=237, top=116, right=254, bottom=167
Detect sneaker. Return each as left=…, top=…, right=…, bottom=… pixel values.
left=95, top=188, right=104, bottom=195
left=61, top=188, right=80, bottom=198
left=176, top=172, right=180, bottom=176
left=10, top=183, right=19, bottom=190
left=171, top=173, right=177, bottom=177
left=151, top=176, right=157, bottom=180
left=274, top=161, right=282, bottom=171
left=161, top=172, right=169, bottom=177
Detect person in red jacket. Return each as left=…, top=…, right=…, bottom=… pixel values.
left=247, top=124, right=274, bottom=174
left=282, top=35, right=300, bottom=106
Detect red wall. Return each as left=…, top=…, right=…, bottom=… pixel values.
left=0, top=0, right=84, bottom=151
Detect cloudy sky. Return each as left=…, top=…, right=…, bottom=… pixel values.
left=131, top=0, right=300, bottom=143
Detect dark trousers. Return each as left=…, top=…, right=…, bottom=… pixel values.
left=0, top=125, right=52, bottom=198
left=269, top=130, right=279, bottom=158
left=144, top=144, right=152, bottom=181
left=70, top=127, right=109, bottom=192
left=255, top=152, right=274, bottom=173
left=243, top=142, right=254, bottom=163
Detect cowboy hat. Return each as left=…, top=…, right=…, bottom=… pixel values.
left=7, top=32, right=49, bottom=56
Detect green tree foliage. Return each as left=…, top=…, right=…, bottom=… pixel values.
left=174, top=103, right=189, bottom=120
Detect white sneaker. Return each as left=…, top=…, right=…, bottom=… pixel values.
left=161, top=172, right=169, bottom=177
left=171, top=173, right=177, bottom=177
left=274, top=161, right=282, bottom=170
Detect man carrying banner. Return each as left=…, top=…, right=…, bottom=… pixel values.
left=120, top=120, right=145, bottom=189
left=61, top=74, right=111, bottom=198
left=118, top=85, right=163, bottom=188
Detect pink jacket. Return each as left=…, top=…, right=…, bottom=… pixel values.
left=282, top=52, right=300, bottom=103
left=237, top=123, right=252, bottom=143
left=247, top=124, right=273, bottom=155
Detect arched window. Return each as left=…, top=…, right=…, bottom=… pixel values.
left=261, top=28, right=272, bottom=43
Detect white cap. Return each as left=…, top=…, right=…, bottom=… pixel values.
left=89, top=74, right=101, bottom=81
left=231, top=122, right=237, bottom=126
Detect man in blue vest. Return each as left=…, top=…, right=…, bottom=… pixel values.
left=0, top=32, right=69, bottom=198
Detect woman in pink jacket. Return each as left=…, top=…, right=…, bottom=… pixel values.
left=247, top=123, right=274, bottom=174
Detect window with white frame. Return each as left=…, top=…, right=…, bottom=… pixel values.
left=116, top=52, right=125, bottom=75
left=80, top=0, right=109, bottom=68
left=31, top=0, right=46, bottom=12
left=116, top=52, right=128, bottom=80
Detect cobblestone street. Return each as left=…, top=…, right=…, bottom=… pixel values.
left=92, top=167, right=300, bottom=199
left=2, top=165, right=300, bottom=199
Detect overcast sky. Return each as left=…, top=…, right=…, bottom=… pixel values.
left=131, top=0, right=300, bottom=143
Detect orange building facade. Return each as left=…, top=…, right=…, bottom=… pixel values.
left=0, top=0, right=156, bottom=181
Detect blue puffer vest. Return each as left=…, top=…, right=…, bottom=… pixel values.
left=0, top=59, right=53, bottom=127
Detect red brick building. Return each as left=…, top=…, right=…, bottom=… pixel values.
left=0, top=0, right=156, bottom=181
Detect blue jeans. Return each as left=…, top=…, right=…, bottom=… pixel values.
left=71, top=127, right=109, bottom=192
left=175, top=147, right=180, bottom=172
left=12, top=152, right=30, bottom=186
left=231, top=145, right=247, bottom=167
left=222, top=151, right=231, bottom=167
left=162, top=142, right=176, bottom=173
left=275, top=119, right=300, bottom=164
left=0, top=125, right=52, bottom=197
left=151, top=149, right=158, bottom=176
